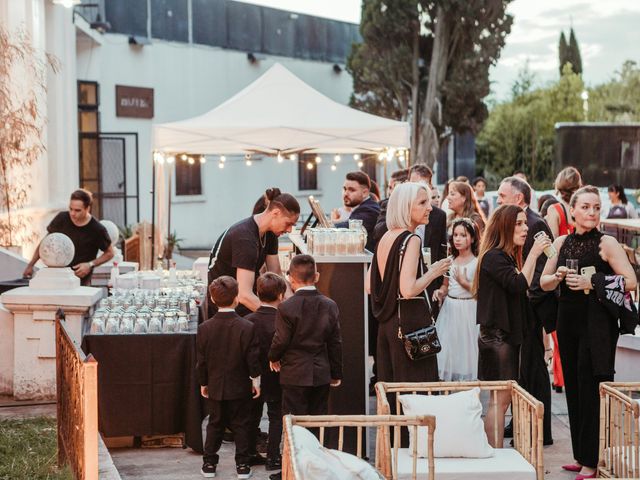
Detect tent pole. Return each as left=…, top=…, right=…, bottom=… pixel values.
left=151, top=157, right=155, bottom=268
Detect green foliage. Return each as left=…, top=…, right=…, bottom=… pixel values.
left=588, top=60, right=640, bottom=122
left=558, top=28, right=582, bottom=75
left=476, top=64, right=584, bottom=189
left=558, top=32, right=568, bottom=76
left=0, top=417, right=72, bottom=480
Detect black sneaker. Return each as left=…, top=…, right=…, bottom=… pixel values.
left=247, top=453, right=266, bottom=466
left=201, top=462, right=217, bottom=478
left=236, top=464, right=251, bottom=479
left=266, top=456, right=282, bottom=471
left=269, top=473, right=282, bottom=480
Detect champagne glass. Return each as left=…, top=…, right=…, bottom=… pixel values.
left=566, top=259, right=579, bottom=274
left=421, top=247, right=432, bottom=267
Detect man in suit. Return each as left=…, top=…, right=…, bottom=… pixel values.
left=197, top=276, right=261, bottom=479
left=269, top=254, right=343, bottom=417
left=497, top=176, right=554, bottom=445
left=332, top=171, right=380, bottom=252
left=373, top=168, right=409, bottom=245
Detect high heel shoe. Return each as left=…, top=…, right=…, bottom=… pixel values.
left=562, top=464, right=582, bottom=472
left=575, top=472, right=596, bottom=479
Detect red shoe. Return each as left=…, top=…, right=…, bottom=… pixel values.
left=575, top=473, right=596, bottom=480
left=562, top=464, right=582, bottom=472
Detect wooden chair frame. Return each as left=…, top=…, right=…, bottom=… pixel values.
left=598, top=382, right=640, bottom=478
left=375, top=380, right=544, bottom=480
left=282, top=414, right=436, bottom=480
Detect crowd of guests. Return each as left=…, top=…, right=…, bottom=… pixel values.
left=199, top=167, right=638, bottom=480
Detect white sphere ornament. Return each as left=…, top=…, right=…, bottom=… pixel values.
left=39, top=233, right=75, bottom=267
left=100, top=220, right=120, bottom=246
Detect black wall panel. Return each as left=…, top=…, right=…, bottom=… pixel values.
left=192, top=0, right=227, bottom=47
left=105, top=0, right=148, bottom=37
left=261, top=7, right=295, bottom=57
left=151, top=0, right=189, bottom=42
left=226, top=1, right=262, bottom=52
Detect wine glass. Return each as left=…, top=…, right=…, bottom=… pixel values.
left=566, top=259, right=579, bottom=274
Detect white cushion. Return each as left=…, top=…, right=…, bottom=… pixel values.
left=399, top=388, right=493, bottom=458
left=291, top=425, right=383, bottom=479
left=395, top=447, right=536, bottom=480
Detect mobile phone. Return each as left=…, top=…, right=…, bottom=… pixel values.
left=581, top=266, right=596, bottom=294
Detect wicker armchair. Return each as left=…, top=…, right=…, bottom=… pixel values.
left=376, top=380, right=544, bottom=480
left=282, top=414, right=436, bottom=480
left=598, top=382, right=640, bottom=478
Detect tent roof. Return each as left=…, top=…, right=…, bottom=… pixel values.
left=152, top=63, right=409, bottom=155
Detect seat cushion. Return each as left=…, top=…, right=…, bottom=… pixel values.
left=395, top=447, right=536, bottom=480
left=399, top=387, right=493, bottom=458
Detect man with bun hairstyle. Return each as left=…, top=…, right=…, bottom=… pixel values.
left=208, top=187, right=300, bottom=316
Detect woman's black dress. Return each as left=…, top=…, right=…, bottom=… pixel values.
left=556, top=229, right=615, bottom=468
left=476, top=248, right=529, bottom=381
left=370, top=231, right=439, bottom=383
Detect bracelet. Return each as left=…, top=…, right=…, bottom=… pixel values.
left=545, top=348, right=552, bottom=352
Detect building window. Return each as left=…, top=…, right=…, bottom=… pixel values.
left=298, top=154, right=318, bottom=191
left=361, top=154, right=377, bottom=183
left=175, top=159, right=202, bottom=196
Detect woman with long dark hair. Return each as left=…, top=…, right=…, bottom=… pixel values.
left=472, top=205, right=551, bottom=447
left=447, top=181, right=486, bottom=235
left=541, top=186, right=636, bottom=479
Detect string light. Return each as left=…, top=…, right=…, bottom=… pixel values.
left=306, top=162, right=314, bottom=170
left=153, top=151, right=165, bottom=164
left=315, top=155, right=322, bottom=164
left=220, top=155, right=226, bottom=163
left=200, top=156, right=206, bottom=164
left=357, top=160, right=364, bottom=168
left=188, top=157, right=195, bottom=165
left=334, top=155, right=341, bottom=163
left=331, top=165, right=337, bottom=171
left=180, top=154, right=188, bottom=161
left=377, top=151, right=385, bottom=161
left=246, top=160, right=252, bottom=166
left=218, top=162, right=224, bottom=169
left=353, top=154, right=360, bottom=161
left=277, top=152, right=284, bottom=163
left=166, top=156, right=175, bottom=164
left=289, top=154, right=298, bottom=161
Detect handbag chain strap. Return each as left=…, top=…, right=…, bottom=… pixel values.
left=396, top=233, right=432, bottom=338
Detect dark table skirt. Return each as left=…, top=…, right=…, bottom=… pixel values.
left=82, top=333, right=205, bottom=453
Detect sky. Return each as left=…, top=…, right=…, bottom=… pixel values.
left=245, top=0, right=640, bottom=101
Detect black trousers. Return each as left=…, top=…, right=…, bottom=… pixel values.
left=249, top=395, right=283, bottom=459
left=518, top=308, right=553, bottom=444
left=281, top=384, right=330, bottom=416
left=557, top=303, right=614, bottom=468
left=204, top=397, right=252, bottom=466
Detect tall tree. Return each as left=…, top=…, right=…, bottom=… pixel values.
left=568, top=28, right=583, bottom=75
left=348, top=0, right=513, bottom=167
left=558, top=31, right=569, bottom=76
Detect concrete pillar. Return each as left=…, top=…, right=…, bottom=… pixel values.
left=0, top=267, right=103, bottom=400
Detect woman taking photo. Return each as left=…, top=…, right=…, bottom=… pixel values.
left=541, top=186, right=636, bottom=479
left=447, top=181, right=486, bottom=235
left=367, top=182, right=451, bottom=383
left=208, top=188, right=300, bottom=316
left=472, top=205, right=551, bottom=448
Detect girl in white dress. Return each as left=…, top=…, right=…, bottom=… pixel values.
left=433, top=218, right=480, bottom=381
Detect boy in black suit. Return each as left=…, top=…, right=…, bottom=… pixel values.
left=268, top=254, right=343, bottom=418
left=197, top=276, right=261, bottom=479
left=245, top=272, right=287, bottom=472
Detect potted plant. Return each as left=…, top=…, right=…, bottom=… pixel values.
left=0, top=27, right=58, bottom=254
left=164, top=231, right=184, bottom=263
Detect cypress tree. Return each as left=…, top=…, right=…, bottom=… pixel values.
left=558, top=31, right=569, bottom=76
left=568, top=28, right=583, bottom=75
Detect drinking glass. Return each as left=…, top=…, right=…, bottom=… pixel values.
left=421, top=247, right=432, bottom=267
left=349, top=219, right=363, bottom=231
left=105, top=316, right=120, bottom=334
left=90, top=317, right=105, bottom=335
left=534, top=231, right=557, bottom=258
left=148, top=316, right=162, bottom=333
left=566, top=259, right=579, bottom=274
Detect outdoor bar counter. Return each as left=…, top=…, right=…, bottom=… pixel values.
left=288, top=233, right=372, bottom=453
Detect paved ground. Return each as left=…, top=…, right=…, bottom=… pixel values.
left=108, top=388, right=581, bottom=480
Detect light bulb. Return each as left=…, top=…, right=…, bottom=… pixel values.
left=378, top=152, right=385, bottom=160
left=289, top=154, right=298, bottom=161
left=188, top=157, right=195, bottom=165
left=277, top=153, right=284, bottom=163
left=153, top=151, right=165, bottom=164
left=200, top=156, right=206, bottom=164
left=220, top=155, right=226, bottom=163
left=315, top=155, right=322, bottom=164
left=331, top=165, right=337, bottom=171
left=218, top=162, right=224, bottom=169
left=166, top=156, right=175, bottom=164
left=357, top=161, right=364, bottom=168
left=353, top=154, right=360, bottom=161
left=180, top=154, right=188, bottom=161
left=334, top=155, right=341, bottom=163
left=246, top=160, right=252, bottom=166
left=306, top=162, right=314, bottom=170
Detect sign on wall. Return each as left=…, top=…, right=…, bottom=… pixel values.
left=116, top=85, right=154, bottom=118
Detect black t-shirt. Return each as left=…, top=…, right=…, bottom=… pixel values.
left=47, top=212, right=111, bottom=266
left=208, top=216, right=279, bottom=288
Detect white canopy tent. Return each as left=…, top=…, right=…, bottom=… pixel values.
left=152, top=63, right=409, bottom=155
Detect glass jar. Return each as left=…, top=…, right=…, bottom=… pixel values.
left=90, top=317, right=105, bottom=334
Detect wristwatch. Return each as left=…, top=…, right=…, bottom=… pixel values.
left=88, top=261, right=95, bottom=269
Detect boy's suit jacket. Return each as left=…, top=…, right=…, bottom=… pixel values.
left=268, top=289, right=343, bottom=386
left=245, top=306, right=281, bottom=401
left=196, top=310, right=261, bottom=400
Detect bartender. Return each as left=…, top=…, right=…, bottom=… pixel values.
left=208, top=188, right=300, bottom=316
left=331, top=171, right=380, bottom=252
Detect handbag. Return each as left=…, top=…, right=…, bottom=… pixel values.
left=397, top=234, right=442, bottom=361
